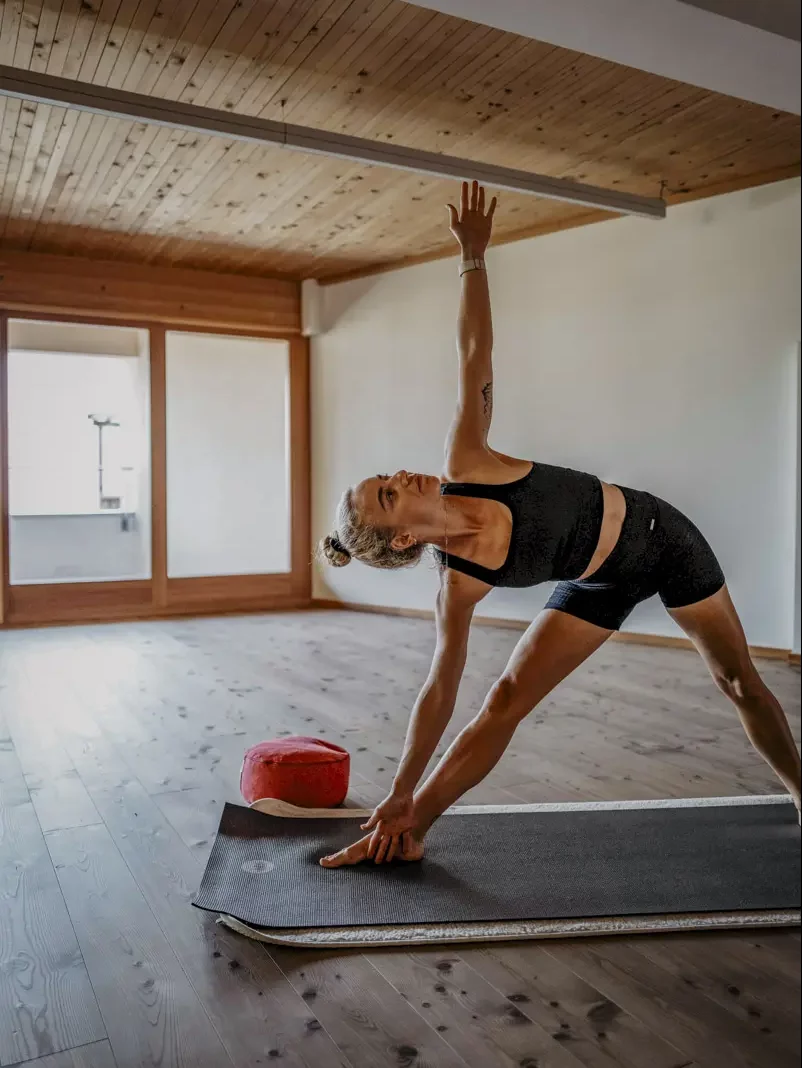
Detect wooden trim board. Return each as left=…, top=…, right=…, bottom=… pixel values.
left=166, top=574, right=295, bottom=606
left=6, top=580, right=154, bottom=625
left=0, top=313, right=8, bottom=625
left=149, top=325, right=168, bottom=610
left=4, top=587, right=307, bottom=628
left=0, top=250, right=300, bottom=333
left=289, top=336, right=312, bottom=602
left=311, top=598, right=797, bottom=662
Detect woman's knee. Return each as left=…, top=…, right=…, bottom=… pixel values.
left=712, top=661, right=764, bottom=702
left=483, top=673, right=533, bottom=724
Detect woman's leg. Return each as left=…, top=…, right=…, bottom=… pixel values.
left=320, top=607, right=614, bottom=866
left=411, top=608, right=614, bottom=838
left=668, top=585, right=801, bottom=812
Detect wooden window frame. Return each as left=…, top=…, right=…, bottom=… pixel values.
left=0, top=310, right=310, bottom=627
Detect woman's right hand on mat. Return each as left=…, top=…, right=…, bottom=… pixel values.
left=319, top=831, right=424, bottom=868
left=361, top=791, right=416, bottom=862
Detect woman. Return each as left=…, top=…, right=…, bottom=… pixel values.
left=318, top=181, right=802, bottom=867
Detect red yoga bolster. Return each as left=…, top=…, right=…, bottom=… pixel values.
left=240, top=736, right=350, bottom=808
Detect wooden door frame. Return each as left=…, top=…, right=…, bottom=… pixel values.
left=0, top=311, right=310, bottom=627
left=0, top=313, right=8, bottom=626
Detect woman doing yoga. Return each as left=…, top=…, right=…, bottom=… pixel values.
left=317, top=181, right=802, bottom=867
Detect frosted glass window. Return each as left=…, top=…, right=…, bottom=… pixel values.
left=165, top=331, right=290, bottom=578
left=9, top=351, right=141, bottom=516
left=6, top=320, right=150, bottom=585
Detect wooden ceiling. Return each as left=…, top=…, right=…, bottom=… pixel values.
left=0, top=0, right=799, bottom=282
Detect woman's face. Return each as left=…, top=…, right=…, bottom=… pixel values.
left=353, top=470, right=441, bottom=542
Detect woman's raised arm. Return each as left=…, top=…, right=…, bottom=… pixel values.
left=445, top=180, right=498, bottom=471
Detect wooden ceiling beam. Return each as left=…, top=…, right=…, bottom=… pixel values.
left=0, top=63, right=666, bottom=220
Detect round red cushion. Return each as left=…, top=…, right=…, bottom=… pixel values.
left=240, top=736, right=350, bottom=808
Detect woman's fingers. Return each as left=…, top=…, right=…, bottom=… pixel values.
left=360, top=813, right=378, bottom=831
left=374, top=834, right=405, bottom=864
left=453, top=181, right=496, bottom=222
left=367, top=826, right=385, bottom=859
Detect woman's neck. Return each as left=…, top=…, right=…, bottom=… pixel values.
left=424, top=495, right=493, bottom=553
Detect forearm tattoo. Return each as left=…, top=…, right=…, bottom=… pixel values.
left=481, top=381, right=493, bottom=419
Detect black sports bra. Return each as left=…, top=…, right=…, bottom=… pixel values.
left=434, top=461, right=604, bottom=588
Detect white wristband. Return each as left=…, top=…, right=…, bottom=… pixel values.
left=459, top=257, right=486, bottom=276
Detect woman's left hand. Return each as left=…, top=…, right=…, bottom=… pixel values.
left=360, top=791, right=416, bottom=862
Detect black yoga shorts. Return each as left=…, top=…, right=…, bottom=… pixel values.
left=544, top=485, right=726, bottom=631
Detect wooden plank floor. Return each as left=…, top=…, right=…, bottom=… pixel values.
left=0, top=609, right=799, bottom=1068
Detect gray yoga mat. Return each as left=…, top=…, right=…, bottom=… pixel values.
left=193, top=800, right=800, bottom=930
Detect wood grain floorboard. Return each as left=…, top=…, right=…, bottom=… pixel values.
left=630, top=935, right=801, bottom=1057
left=5, top=1041, right=118, bottom=1068
left=370, top=947, right=593, bottom=1068
left=544, top=940, right=798, bottom=1068
left=44, top=823, right=235, bottom=1068
left=0, top=612, right=798, bottom=1068
left=461, top=944, right=689, bottom=1068
left=0, top=689, right=106, bottom=1066
left=0, top=800, right=106, bottom=1066
left=269, top=947, right=471, bottom=1068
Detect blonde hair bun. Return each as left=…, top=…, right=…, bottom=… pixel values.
left=321, top=532, right=352, bottom=567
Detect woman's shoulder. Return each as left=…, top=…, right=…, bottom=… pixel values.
left=443, top=446, right=532, bottom=485
left=437, top=564, right=492, bottom=608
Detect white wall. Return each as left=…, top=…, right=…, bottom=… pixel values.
left=313, top=179, right=801, bottom=649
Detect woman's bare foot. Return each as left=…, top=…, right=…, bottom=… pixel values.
left=320, top=830, right=425, bottom=867
left=397, top=832, right=425, bottom=862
